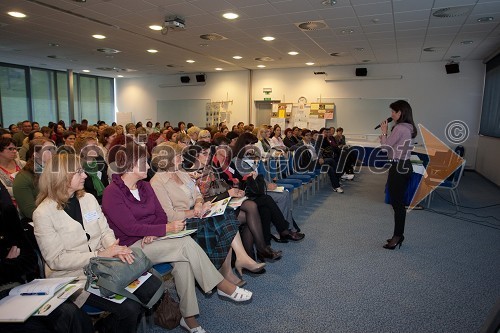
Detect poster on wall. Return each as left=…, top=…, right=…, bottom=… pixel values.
left=310, top=103, right=334, bottom=119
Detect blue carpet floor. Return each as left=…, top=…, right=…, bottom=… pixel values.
left=149, top=169, right=500, bottom=333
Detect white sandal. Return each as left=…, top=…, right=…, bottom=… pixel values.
left=217, top=286, right=253, bottom=302
left=180, top=317, right=207, bottom=333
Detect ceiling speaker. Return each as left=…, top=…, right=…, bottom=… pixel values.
left=445, top=63, right=460, bottom=74
left=196, top=74, right=206, bottom=83
left=180, top=76, right=190, bottom=83
left=355, top=68, right=367, bottom=76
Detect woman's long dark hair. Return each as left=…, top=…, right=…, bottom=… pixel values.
left=232, top=132, right=258, bottom=158
left=390, top=100, right=417, bottom=139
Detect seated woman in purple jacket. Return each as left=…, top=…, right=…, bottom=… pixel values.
left=102, top=142, right=252, bottom=333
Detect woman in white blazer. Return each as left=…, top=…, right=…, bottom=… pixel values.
left=33, top=154, right=142, bottom=333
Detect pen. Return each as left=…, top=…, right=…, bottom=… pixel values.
left=21, top=292, right=48, bottom=296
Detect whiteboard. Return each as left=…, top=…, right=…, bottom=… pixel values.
left=318, top=98, right=405, bottom=135
left=157, top=99, right=210, bottom=128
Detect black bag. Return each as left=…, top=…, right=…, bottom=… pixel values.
left=153, top=289, right=182, bottom=329
left=245, top=174, right=267, bottom=199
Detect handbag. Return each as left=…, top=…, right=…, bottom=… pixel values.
left=83, top=247, right=163, bottom=308
left=245, top=174, right=267, bottom=199
left=207, top=177, right=231, bottom=198
left=153, top=289, right=182, bottom=329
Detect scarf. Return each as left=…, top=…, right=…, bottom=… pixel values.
left=83, top=160, right=105, bottom=197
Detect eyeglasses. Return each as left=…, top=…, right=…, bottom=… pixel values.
left=75, top=168, right=85, bottom=175
left=5, top=147, right=17, bottom=151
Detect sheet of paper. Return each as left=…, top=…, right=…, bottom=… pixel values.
left=156, top=229, right=197, bottom=240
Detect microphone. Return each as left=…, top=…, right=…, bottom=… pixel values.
left=374, top=117, right=393, bottom=130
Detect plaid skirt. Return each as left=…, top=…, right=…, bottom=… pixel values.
left=186, top=210, right=239, bottom=269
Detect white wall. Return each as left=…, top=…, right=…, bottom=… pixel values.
left=475, top=136, right=500, bottom=186
left=116, top=70, right=251, bottom=128
left=116, top=61, right=485, bottom=168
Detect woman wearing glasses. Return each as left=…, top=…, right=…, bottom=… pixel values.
left=0, top=138, right=25, bottom=201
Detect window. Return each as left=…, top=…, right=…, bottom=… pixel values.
left=31, top=69, right=56, bottom=126
left=0, top=65, right=29, bottom=127
left=0, top=63, right=115, bottom=127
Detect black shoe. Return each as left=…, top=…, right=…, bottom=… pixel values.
left=281, top=230, right=305, bottom=242
left=383, top=235, right=404, bottom=250
left=271, top=234, right=288, bottom=243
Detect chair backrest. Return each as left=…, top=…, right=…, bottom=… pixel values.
left=446, top=160, right=466, bottom=190
left=454, top=145, right=465, bottom=157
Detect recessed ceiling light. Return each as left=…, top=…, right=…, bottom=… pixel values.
left=477, top=17, right=494, bottom=22
left=341, top=29, right=354, bottom=34
left=149, top=25, right=163, bottom=31
left=450, top=55, right=461, bottom=59
left=186, top=60, right=195, bottom=63
left=262, top=36, right=275, bottom=41
left=460, top=40, right=474, bottom=45
left=306, top=62, right=315, bottom=66
left=117, top=75, right=124, bottom=78
left=7, top=11, right=26, bottom=18
left=233, top=56, right=242, bottom=59
left=147, top=49, right=158, bottom=53
left=288, top=51, right=299, bottom=56
left=48, top=43, right=59, bottom=47
left=423, top=47, right=437, bottom=52
left=355, top=47, right=364, bottom=51
left=215, top=68, right=223, bottom=71
left=92, top=34, right=106, bottom=39
left=222, top=13, right=239, bottom=20
left=199, top=44, right=209, bottom=47
left=322, top=0, right=337, bottom=5
left=82, top=70, right=90, bottom=73
left=257, top=65, right=266, bottom=68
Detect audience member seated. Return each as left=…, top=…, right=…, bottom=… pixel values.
left=13, top=138, right=56, bottom=222
left=221, top=133, right=304, bottom=247
left=0, top=182, right=93, bottom=333
left=0, top=138, right=26, bottom=202
left=33, top=154, right=142, bottom=333
left=74, top=135, right=109, bottom=204
left=190, top=140, right=282, bottom=262
left=18, top=130, right=43, bottom=161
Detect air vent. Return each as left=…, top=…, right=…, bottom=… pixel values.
left=96, top=67, right=136, bottom=72
left=96, top=48, right=121, bottom=54
left=330, top=52, right=346, bottom=57
left=432, top=6, right=473, bottom=18
left=295, top=20, right=328, bottom=31
left=423, top=47, right=437, bottom=52
left=254, top=57, right=274, bottom=62
left=200, top=33, right=227, bottom=41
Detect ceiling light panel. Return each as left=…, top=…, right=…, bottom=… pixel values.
left=7, top=12, right=27, bottom=18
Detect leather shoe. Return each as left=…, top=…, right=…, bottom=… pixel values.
left=257, top=246, right=282, bottom=262
left=271, top=234, right=288, bottom=243
left=282, top=231, right=305, bottom=242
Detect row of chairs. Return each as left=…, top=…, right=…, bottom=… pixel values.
left=256, top=152, right=329, bottom=207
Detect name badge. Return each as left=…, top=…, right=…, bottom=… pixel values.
left=96, top=171, right=102, bottom=179
left=84, top=211, right=99, bottom=223
left=228, top=166, right=235, bottom=174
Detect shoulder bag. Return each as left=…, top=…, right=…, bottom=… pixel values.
left=83, top=247, right=163, bottom=308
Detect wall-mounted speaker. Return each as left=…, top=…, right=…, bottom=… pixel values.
left=355, top=68, right=367, bottom=76
left=445, top=63, right=460, bottom=74
left=196, top=74, right=206, bottom=83
left=180, top=76, right=190, bottom=83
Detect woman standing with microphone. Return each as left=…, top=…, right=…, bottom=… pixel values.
left=379, top=100, right=417, bottom=250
